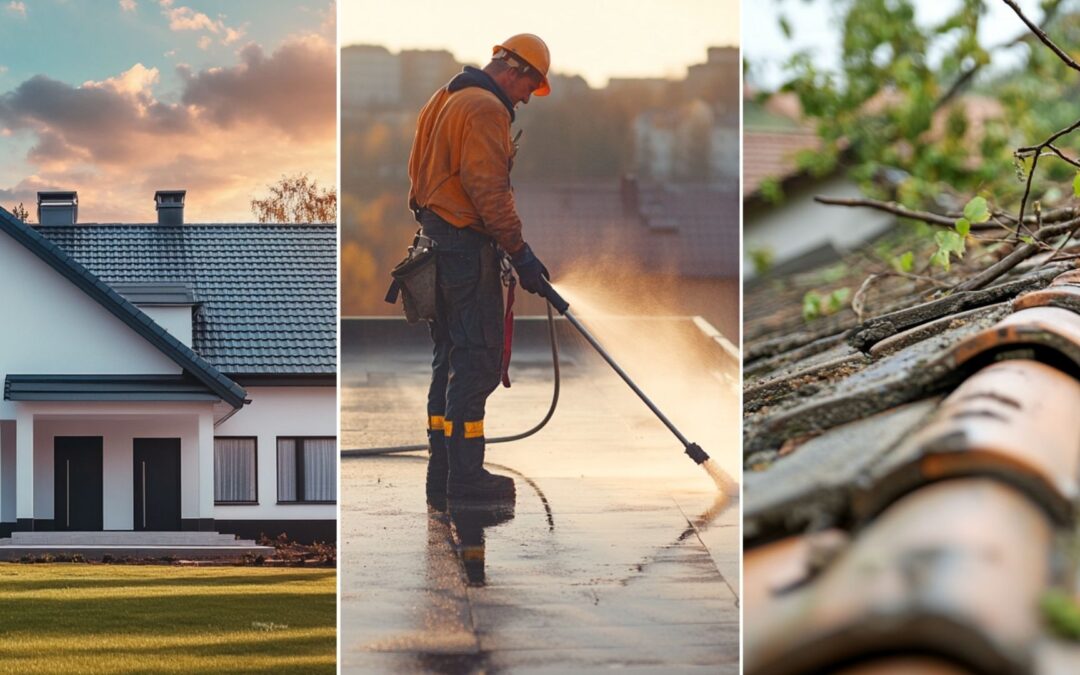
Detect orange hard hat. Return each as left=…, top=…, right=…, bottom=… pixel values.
left=493, top=33, right=551, bottom=96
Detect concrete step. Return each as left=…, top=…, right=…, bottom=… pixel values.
left=5, top=531, right=260, bottom=547
left=0, top=531, right=274, bottom=560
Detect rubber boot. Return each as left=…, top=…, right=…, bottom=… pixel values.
left=425, top=429, right=449, bottom=497
left=446, top=435, right=515, bottom=501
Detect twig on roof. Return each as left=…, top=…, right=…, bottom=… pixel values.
left=813, top=195, right=996, bottom=230
left=954, top=217, right=1080, bottom=291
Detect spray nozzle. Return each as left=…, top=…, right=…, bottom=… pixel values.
left=684, top=442, right=710, bottom=465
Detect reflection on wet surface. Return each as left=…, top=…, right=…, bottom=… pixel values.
left=341, top=319, right=739, bottom=672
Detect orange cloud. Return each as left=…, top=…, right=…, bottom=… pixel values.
left=0, top=38, right=335, bottom=222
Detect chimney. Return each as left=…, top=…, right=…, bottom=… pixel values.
left=37, top=191, right=78, bottom=225
left=155, top=190, right=186, bottom=225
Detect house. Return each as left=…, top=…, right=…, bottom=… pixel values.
left=0, top=191, right=336, bottom=544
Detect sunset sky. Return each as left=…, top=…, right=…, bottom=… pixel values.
left=0, top=0, right=335, bottom=222
left=339, top=0, right=740, bottom=89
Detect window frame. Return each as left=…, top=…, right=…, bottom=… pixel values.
left=276, top=436, right=337, bottom=505
left=213, top=435, right=259, bottom=505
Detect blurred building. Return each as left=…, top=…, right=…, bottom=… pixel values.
left=686, top=46, right=739, bottom=114
left=342, top=45, right=402, bottom=108
left=400, top=49, right=461, bottom=107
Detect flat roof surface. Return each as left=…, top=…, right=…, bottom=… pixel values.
left=340, top=316, right=739, bottom=672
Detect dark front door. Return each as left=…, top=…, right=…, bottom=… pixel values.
left=133, top=438, right=182, bottom=531
left=54, top=437, right=104, bottom=531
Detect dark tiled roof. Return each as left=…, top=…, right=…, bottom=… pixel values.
left=0, top=208, right=246, bottom=407
left=37, top=223, right=336, bottom=377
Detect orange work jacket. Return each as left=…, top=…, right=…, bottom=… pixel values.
left=408, top=85, right=524, bottom=256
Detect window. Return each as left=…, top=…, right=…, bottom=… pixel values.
left=214, top=437, right=257, bottom=504
left=277, top=437, right=337, bottom=503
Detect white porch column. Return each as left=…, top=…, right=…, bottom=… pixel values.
left=198, top=410, right=215, bottom=528
left=15, top=405, right=34, bottom=530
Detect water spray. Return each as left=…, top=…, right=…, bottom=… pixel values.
left=540, top=280, right=736, bottom=494
left=342, top=279, right=736, bottom=496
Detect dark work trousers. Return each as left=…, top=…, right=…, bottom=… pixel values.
left=421, top=210, right=504, bottom=477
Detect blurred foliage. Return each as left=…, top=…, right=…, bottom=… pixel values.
left=776, top=0, right=1080, bottom=214
left=251, top=174, right=336, bottom=224
left=1042, top=589, right=1080, bottom=640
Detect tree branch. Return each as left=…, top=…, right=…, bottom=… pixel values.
left=814, top=195, right=1000, bottom=229
left=1002, top=0, right=1080, bottom=73
left=953, top=218, right=1080, bottom=291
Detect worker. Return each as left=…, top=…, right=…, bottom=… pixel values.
left=408, top=34, right=553, bottom=500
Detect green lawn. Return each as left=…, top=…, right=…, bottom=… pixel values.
left=0, top=564, right=336, bottom=674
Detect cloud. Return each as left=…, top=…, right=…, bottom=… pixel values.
left=0, top=68, right=193, bottom=166
left=119, top=0, right=136, bottom=12
left=223, top=26, right=245, bottom=45
left=6, top=2, right=26, bottom=18
left=165, top=5, right=219, bottom=32
left=158, top=2, right=244, bottom=46
left=179, top=35, right=335, bottom=137
left=0, top=38, right=335, bottom=222
left=0, top=65, right=8, bottom=76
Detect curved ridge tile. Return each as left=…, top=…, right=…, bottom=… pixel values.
left=855, top=359, right=1080, bottom=526
left=746, top=479, right=1051, bottom=675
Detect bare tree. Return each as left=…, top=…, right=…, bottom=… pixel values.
left=10, top=202, right=30, bottom=222
left=251, top=174, right=337, bottom=224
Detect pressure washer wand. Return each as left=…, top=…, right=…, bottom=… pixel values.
left=541, top=280, right=711, bottom=466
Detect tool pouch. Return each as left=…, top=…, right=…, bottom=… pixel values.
left=386, top=231, right=438, bottom=324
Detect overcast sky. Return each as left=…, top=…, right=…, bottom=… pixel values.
left=340, top=0, right=740, bottom=89
left=744, top=0, right=1051, bottom=90
left=0, top=0, right=336, bottom=222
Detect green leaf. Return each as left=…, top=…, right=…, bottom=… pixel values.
left=954, top=218, right=970, bottom=237
left=1072, top=171, right=1080, bottom=197
left=778, top=14, right=792, bottom=39
left=962, top=196, right=990, bottom=223
left=935, top=229, right=966, bottom=256
left=802, top=291, right=822, bottom=322
left=891, top=251, right=914, bottom=273
left=930, top=249, right=951, bottom=272
left=826, top=288, right=851, bottom=314
left=1020, top=235, right=1036, bottom=245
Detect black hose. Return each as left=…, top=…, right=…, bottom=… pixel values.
left=340, top=302, right=561, bottom=457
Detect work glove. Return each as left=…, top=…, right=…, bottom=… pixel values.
left=510, top=243, right=550, bottom=296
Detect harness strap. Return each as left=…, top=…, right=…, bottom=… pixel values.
left=501, top=275, right=516, bottom=388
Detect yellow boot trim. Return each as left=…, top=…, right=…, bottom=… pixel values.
left=464, top=420, right=485, bottom=439
left=444, top=420, right=454, bottom=437
left=428, top=415, right=445, bottom=431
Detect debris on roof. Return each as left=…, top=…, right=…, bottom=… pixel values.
left=745, top=220, right=1080, bottom=672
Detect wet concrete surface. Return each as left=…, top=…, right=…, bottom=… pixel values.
left=340, top=318, right=739, bottom=673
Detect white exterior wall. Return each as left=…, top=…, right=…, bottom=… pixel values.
left=27, top=402, right=212, bottom=529
left=0, top=232, right=180, bottom=420
left=743, top=175, right=894, bottom=279
left=138, top=305, right=193, bottom=347
left=213, top=386, right=336, bottom=522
